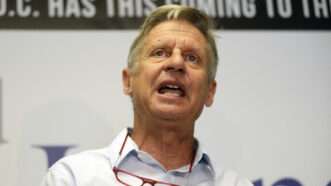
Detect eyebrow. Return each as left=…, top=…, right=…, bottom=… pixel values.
left=147, top=38, right=204, bottom=53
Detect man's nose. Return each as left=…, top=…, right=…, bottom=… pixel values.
left=164, top=48, right=185, bottom=73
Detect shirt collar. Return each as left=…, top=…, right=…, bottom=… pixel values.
left=108, top=128, right=215, bottom=175
left=193, top=140, right=215, bottom=175
left=109, top=128, right=138, bottom=167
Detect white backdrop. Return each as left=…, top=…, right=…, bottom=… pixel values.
left=0, top=30, right=330, bottom=186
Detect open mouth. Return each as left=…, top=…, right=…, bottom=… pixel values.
left=158, top=82, right=186, bottom=97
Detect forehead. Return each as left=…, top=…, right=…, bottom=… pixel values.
left=145, top=20, right=207, bottom=49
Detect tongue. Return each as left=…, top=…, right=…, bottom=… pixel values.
left=160, top=88, right=183, bottom=97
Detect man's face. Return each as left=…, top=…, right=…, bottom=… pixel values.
left=123, top=20, right=216, bottom=124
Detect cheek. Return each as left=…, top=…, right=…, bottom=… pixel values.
left=191, top=70, right=209, bottom=84
left=190, top=72, right=210, bottom=95
left=133, top=66, right=159, bottom=89
left=142, top=63, right=162, bottom=79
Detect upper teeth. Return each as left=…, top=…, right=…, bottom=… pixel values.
left=166, top=85, right=179, bottom=89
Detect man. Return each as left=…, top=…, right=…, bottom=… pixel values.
left=41, top=5, right=253, bottom=186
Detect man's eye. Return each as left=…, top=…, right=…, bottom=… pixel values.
left=184, top=53, right=199, bottom=64
left=152, top=49, right=169, bottom=57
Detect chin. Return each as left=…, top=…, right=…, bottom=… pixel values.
left=153, top=108, right=190, bottom=121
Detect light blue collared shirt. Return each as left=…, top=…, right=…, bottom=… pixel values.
left=110, top=128, right=216, bottom=185
left=40, top=128, right=253, bottom=186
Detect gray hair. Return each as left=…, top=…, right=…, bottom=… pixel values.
left=127, top=4, right=218, bottom=82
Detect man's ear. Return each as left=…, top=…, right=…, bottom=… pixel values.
left=122, top=68, right=132, bottom=96
left=205, top=80, right=217, bottom=107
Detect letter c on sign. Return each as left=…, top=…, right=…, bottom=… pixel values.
left=273, top=178, right=302, bottom=186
